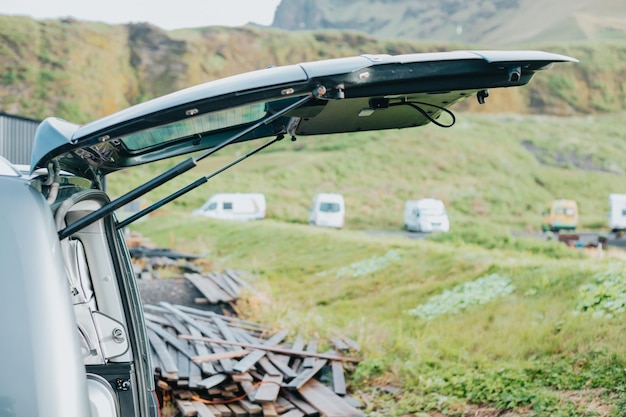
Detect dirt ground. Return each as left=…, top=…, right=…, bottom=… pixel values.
left=137, top=277, right=225, bottom=313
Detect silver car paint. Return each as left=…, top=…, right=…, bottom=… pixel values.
left=0, top=174, right=91, bottom=417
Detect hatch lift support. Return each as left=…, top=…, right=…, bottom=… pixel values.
left=59, top=88, right=325, bottom=240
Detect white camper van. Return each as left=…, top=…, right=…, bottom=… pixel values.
left=609, top=194, right=626, bottom=232
left=404, top=198, right=450, bottom=232
left=309, top=193, right=345, bottom=228
left=193, top=193, right=266, bottom=221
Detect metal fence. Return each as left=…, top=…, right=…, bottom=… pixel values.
left=0, top=112, right=41, bottom=165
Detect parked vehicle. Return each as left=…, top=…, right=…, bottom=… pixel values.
left=608, top=194, right=626, bottom=233
left=193, top=192, right=266, bottom=221
left=541, top=199, right=578, bottom=232
left=309, top=193, right=345, bottom=228
left=0, top=49, right=574, bottom=416
left=404, top=198, right=450, bottom=232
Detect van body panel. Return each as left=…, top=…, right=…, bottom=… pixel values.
left=309, top=193, right=345, bottom=228
left=193, top=193, right=266, bottom=221
left=0, top=176, right=92, bottom=417
left=541, top=199, right=578, bottom=232
left=404, top=198, right=450, bottom=233
left=609, top=194, right=626, bottom=232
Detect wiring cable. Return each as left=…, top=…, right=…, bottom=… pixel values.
left=391, top=100, right=456, bottom=128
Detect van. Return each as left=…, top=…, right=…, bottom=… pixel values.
left=193, top=193, right=266, bottom=221
left=541, top=199, right=578, bottom=232
left=608, top=194, right=626, bottom=232
left=309, top=193, right=345, bottom=228
left=404, top=198, right=450, bottom=232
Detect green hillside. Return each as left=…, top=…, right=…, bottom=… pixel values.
left=273, top=0, right=626, bottom=46
left=1, top=15, right=625, bottom=123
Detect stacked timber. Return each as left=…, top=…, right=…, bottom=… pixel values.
left=184, top=269, right=262, bottom=305
left=145, top=303, right=364, bottom=417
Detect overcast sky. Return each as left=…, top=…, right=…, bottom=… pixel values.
left=0, top=0, right=283, bottom=30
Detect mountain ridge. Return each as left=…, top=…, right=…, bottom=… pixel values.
left=271, top=0, right=626, bottom=46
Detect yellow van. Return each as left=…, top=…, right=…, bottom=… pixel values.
left=541, top=199, right=578, bottom=232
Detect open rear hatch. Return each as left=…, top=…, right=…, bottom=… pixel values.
left=29, top=50, right=576, bottom=237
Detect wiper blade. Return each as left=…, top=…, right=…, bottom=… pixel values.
left=58, top=90, right=321, bottom=240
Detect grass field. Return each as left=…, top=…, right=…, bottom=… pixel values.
left=132, top=214, right=626, bottom=416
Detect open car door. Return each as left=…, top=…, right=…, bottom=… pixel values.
left=30, top=50, right=576, bottom=235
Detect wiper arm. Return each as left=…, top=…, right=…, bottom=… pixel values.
left=115, top=133, right=284, bottom=229
left=58, top=89, right=322, bottom=240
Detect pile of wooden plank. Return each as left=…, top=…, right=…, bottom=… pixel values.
left=145, top=302, right=365, bottom=417
left=184, top=269, right=262, bottom=305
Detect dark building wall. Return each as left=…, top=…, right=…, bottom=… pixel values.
left=0, top=113, right=41, bottom=165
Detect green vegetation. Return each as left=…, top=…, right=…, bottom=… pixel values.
left=0, top=14, right=625, bottom=122
left=131, top=212, right=626, bottom=416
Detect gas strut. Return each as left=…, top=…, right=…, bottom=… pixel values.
left=58, top=88, right=324, bottom=240
left=115, top=133, right=283, bottom=229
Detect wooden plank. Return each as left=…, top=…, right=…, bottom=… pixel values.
left=238, top=399, right=263, bottom=416
left=182, top=336, right=360, bottom=363
left=209, top=272, right=240, bottom=298
left=212, top=404, right=232, bottom=417
left=206, top=405, right=223, bottom=417
left=176, top=399, right=198, bottom=417
left=284, top=359, right=327, bottom=391
left=266, top=353, right=298, bottom=379
left=224, top=269, right=257, bottom=293
left=231, top=330, right=289, bottom=374
left=161, top=302, right=233, bottom=373
left=193, top=322, right=234, bottom=373
left=261, top=403, right=278, bottom=417
left=253, top=374, right=282, bottom=403
left=144, top=312, right=173, bottom=327
left=147, top=321, right=196, bottom=360
left=291, top=334, right=305, bottom=353
left=188, top=322, right=217, bottom=376
left=257, top=357, right=281, bottom=377
left=185, top=273, right=232, bottom=303
left=174, top=306, right=270, bottom=332
left=211, top=316, right=244, bottom=352
left=331, top=338, right=350, bottom=351
left=298, top=379, right=365, bottom=417
left=197, top=373, right=228, bottom=389
left=281, top=409, right=305, bottom=417
left=189, top=361, right=203, bottom=388
left=192, top=349, right=251, bottom=364
left=192, top=401, right=219, bottom=417
left=283, top=391, right=320, bottom=417
left=164, top=313, right=194, bottom=337
left=275, top=396, right=295, bottom=414
left=331, top=360, right=346, bottom=396
left=302, top=340, right=317, bottom=368
left=225, top=402, right=247, bottom=417
left=239, top=379, right=256, bottom=402
left=147, top=328, right=178, bottom=380
left=342, top=337, right=360, bottom=351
